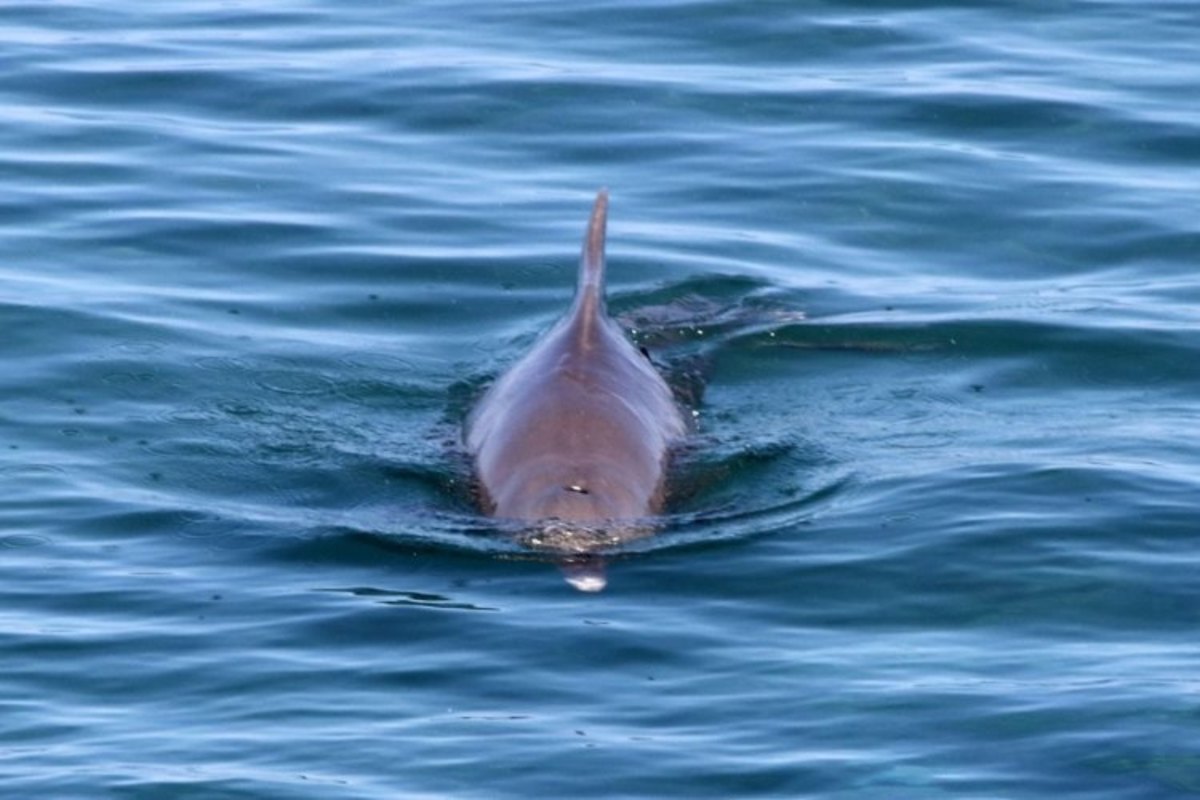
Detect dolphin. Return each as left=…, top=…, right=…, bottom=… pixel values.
left=465, top=190, right=687, bottom=591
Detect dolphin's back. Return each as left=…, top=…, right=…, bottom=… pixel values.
left=466, top=191, right=685, bottom=523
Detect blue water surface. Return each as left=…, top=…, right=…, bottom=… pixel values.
left=2, top=1, right=1199, bottom=797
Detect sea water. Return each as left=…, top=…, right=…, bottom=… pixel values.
left=2, top=1, right=1199, bottom=797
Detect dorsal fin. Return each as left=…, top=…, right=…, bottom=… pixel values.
left=568, top=189, right=609, bottom=345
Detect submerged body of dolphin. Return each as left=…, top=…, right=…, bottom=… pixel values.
left=465, top=190, right=686, bottom=590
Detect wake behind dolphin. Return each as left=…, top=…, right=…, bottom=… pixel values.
left=465, top=190, right=687, bottom=590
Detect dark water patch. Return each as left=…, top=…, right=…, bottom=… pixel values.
left=616, top=274, right=805, bottom=345
left=0, top=534, right=52, bottom=550
left=318, top=586, right=498, bottom=612
left=735, top=317, right=1200, bottom=392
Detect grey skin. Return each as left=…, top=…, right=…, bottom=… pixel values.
left=465, top=190, right=686, bottom=590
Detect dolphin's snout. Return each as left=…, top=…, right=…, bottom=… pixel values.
left=560, top=556, right=608, bottom=593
